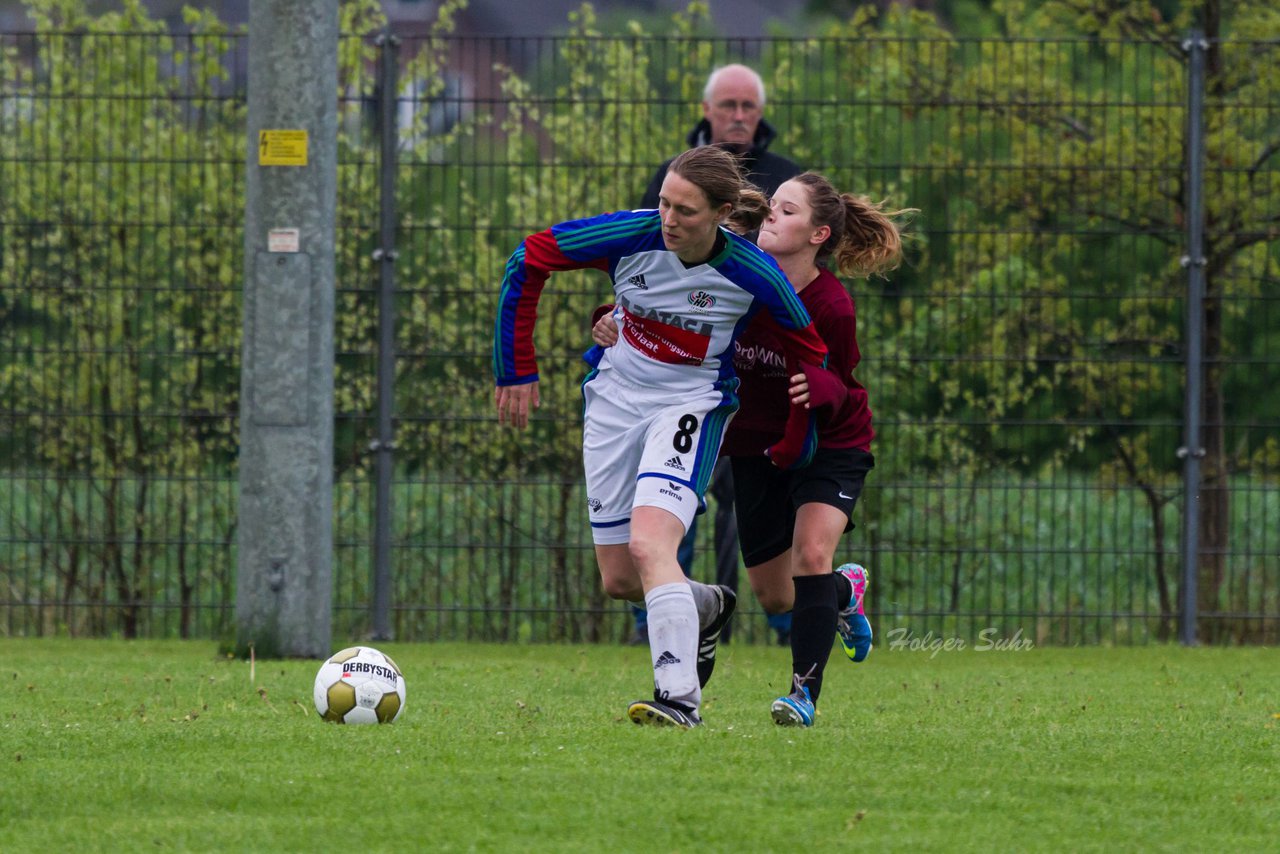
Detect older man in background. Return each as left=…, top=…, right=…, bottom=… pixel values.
left=640, top=63, right=802, bottom=208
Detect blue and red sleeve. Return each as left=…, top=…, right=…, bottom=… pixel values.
left=492, top=229, right=607, bottom=386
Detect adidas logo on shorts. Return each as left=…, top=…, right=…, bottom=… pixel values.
left=663, top=456, right=687, bottom=472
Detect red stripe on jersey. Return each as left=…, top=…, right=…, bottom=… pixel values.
left=524, top=228, right=607, bottom=274
left=511, top=230, right=608, bottom=377
left=620, top=309, right=711, bottom=366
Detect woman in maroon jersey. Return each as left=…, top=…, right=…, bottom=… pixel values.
left=735, top=173, right=910, bottom=725
left=594, top=172, right=913, bottom=725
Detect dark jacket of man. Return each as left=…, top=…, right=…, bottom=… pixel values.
left=639, top=117, right=802, bottom=208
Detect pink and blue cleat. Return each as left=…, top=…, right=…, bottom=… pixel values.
left=836, top=563, right=872, bottom=663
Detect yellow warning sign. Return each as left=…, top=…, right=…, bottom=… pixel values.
left=258, top=129, right=308, bottom=166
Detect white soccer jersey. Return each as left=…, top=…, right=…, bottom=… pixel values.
left=492, top=208, right=829, bottom=539
left=493, top=208, right=824, bottom=395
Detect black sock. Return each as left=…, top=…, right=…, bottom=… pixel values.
left=833, top=570, right=853, bottom=611
left=790, top=573, right=838, bottom=705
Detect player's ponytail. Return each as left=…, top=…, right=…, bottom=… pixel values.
left=831, top=193, right=914, bottom=278
left=727, top=186, right=769, bottom=234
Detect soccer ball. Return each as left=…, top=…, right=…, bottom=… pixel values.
left=313, top=646, right=406, bottom=724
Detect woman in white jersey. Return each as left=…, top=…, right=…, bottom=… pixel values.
left=493, top=146, right=827, bottom=728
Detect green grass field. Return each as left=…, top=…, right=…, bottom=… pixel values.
left=1, top=638, right=1275, bottom=852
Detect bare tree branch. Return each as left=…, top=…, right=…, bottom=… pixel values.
left=1248, top=139, right=1280, bottom=178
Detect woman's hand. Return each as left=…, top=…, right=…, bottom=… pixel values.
left=592, top=313, right=620, bottom=347
left=787, top=372, right=810, bottom=408
left=495, top=382, right=540, bottom=429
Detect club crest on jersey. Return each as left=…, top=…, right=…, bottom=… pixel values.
left=687, top=290, right=716, bottom=309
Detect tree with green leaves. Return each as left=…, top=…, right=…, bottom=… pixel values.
left=812, top=0, right=1278, bottom=640
left=0, top=0, right=242, bottom=636
left=1041, top=0, right=1280, bottom=641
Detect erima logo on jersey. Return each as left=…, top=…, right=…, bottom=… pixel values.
left=586, top=498, right=603, bottom=512
left=659, top=482, right=684, bottom=501
left=654, top=650, right=680, bottom=669
left=663, top=456, right=687, bottom=472
left=628, top=274, right=648, bottom=289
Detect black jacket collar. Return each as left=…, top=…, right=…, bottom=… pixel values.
left=685, top=117, right=782, bottom=160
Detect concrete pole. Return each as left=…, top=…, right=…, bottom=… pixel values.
left=236, top=1, right=338, bottom=658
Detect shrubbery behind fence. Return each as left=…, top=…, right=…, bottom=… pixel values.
left=1, top=21, right=1277, bottom=645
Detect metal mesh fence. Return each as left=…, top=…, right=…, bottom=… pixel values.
left=2, top=29, right=1277, bottom=644
left=1, top=29, right=246, bottom=638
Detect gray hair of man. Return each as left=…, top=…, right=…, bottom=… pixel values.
left=702, top=64, right=767, bottom=108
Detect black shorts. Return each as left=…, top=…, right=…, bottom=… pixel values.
left=731, top=447, right=875, bottom=567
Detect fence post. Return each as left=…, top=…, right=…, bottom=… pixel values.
left=371, top=29, right=400, bottom=641
left=1178, top=29, right=1207, bottom=647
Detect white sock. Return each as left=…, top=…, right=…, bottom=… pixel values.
left=686, top=580, right=719, bottom=628
left=644, top=582, right=701, bottom=711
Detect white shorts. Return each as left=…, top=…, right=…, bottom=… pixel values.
left=581, top=366, right=738, bottom=545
